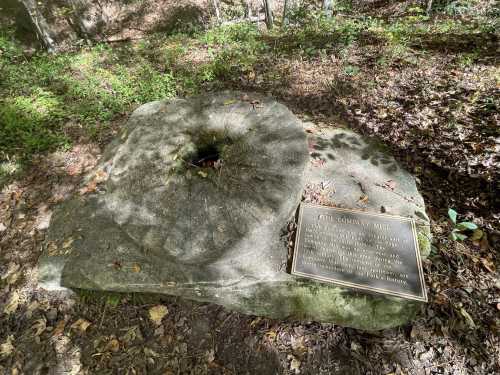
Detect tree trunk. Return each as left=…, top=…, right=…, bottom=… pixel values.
left=323, top=0, right=334, bottom=18
left=426, top=0, right=433, bottom=15
left=283, top=0, right=299, bottom=26
left=263, top=0, right=273, bottom=29
left=19, top=0, right=56, bottom=51
left=212, top=0, right=222, bottom=24
left=243, top=0, right=252, bottom=20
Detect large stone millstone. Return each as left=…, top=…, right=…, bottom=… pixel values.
left=39, top=92, right=430, bottom=331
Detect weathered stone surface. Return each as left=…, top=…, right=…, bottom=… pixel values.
left=39, top=92, right=430, bottom=330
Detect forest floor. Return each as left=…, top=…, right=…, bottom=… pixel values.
left=1, top=1, right=499, bottom=374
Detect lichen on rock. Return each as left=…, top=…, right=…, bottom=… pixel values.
left=39, top=92, right=431, bottom=331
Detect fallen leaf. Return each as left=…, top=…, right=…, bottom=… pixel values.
left=4, top=291, right=20, bottom=314
left=95, top=170, right=108, bottom=182
left=197, top=171, right=208, bottom=178
left=290, top=356, right=301, bottom=373
left=385, top=180, right=397, bottom=190
left=459, top=307, right=476, bottom=329
left=25, top=301, right=39, bottom=319
left=32, top=318, right=47, bottom=336
left=78, top=170, right=107, bottom=195
left=46, top=241, right=59, bottom=256
left=79, top=180, right=97, bottom=195
left=0, top=336, right=14, bottom=357
left=311, top=159, right=325, bottom=167
left=481, top=258, right=495, bottom=273
left=1, top=263, right=20, bottom=285
left=480, top=235, right=490, bottom=250
left=265, top=330, right=277, bottom=340
left=106, top=338, right=120, bottom=352
left=358, top=194, right=369, bottom=204
left=149, top=305, right=168, bottom=325
left=132, top=263, right=141, bottom=273
left=223, top=99, right=236, bottom=105
left=52, top=320, right=66, bottom=336
left=144, top=347, right=160, bottom=357
left=206, top=349, right=215, bottom=363
left=71, top=318, right=91, bottom=333
left=62, top=237, right=74, bottom=249
left=471, top=229, right=483, bottom=241
left=250, top=317, right=262, bottom=327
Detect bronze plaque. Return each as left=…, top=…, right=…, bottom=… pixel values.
left=291, top=204, right=427, bottom=301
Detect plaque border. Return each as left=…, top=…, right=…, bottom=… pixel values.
left=291, top=203, right=428, bottom=302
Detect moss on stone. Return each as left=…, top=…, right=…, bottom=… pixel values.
left=417, top=226, right=432, bottom=259
left=240, top=280, right=418, bottom=331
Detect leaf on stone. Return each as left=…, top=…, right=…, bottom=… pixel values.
left=46, top=241, right=59, bottom=256
left=71, top=318, right=91, bottom=333
left=79, top=170, right=107, bottom=195
left=0, top=336, right=14, bottom=357
left=62, top=237, right=74, bottom=249
left=131, top=263, right=141, bottom=273
left=358, top=194, right=369, bottom=204
left=4, top=291, right=20, bottom=314
left=385, top=180, right=397, bottom=190
left=149, top=305, right=168, bottom=325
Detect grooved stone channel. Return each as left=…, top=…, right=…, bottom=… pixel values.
left=39, top=92, right=430, bottom=330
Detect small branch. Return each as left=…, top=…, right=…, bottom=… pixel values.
left=212, top=0, right=222, bottom=24
left=220, top=16, right=266, bottom=26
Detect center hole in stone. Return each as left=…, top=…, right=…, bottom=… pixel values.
left=192, top=143, right=220, bottom=168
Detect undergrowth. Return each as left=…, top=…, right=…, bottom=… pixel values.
left=0, top=4, right=496, bottom=173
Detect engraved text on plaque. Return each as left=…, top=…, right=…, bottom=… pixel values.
left=291, top=204, right=427, bottom=301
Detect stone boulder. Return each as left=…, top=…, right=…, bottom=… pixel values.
left=39, top=92, right=430, bottom=330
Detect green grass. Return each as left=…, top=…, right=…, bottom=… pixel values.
left=0, top=9, right=495, bottom=168
left=0, top=37, right=177, bottom=163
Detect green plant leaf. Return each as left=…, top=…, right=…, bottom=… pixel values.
left=457, top=222, right=478, bottom=231
left=456, top=233, right=467, bottom=241
left=448, top=208, right=457, bottom=224
left=106, top=295, right=121, bottom=307
left=450, top=231, right=458, bottom=241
